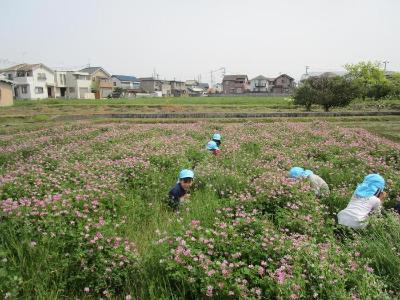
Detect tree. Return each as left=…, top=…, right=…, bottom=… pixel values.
left=387, top=72, right=400, bottom=98
left=294, top=76, right=358, bottom=112
left=91, top=81, right=99, bottom=93
left=293, top=82, right=315, bottom=111
left=315, top=76, right=358, bottom=112
left=344, top=61, right=388, bottom=100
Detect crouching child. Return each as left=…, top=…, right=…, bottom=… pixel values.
left=168, top=169, right=194, bottom=211
left=337, top=174, right=386, bottom=229
left=289, top=166, right=330, bottom=197
left=206, top=140, right=221, bottom=155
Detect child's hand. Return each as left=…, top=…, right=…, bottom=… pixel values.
left=378, top=191, right=387, bottom=201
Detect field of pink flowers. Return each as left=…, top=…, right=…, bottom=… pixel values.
left=1, top=121, right=399, bottom=299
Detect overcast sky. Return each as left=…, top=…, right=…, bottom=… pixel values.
left=0, top=0, right=399, bottom=83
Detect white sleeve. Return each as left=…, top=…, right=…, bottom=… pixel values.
left=370, top=197, right=382, bottom=214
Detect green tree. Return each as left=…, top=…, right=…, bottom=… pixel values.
left=387, top=72, right=400, bottom=98
left=293, top=82, right=315, bottom=111
left=295, top=76, right=358, bottom=112
left=344, top=61, right=388, bottom=100
left=91, top=81, right=99, bottom=93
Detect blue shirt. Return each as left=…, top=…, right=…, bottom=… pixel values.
left=168, top=183, right=186, bottom=210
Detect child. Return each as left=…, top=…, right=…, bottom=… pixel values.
left=168, top=169, right=194, bottom=210
left=289, top=166, right=330, bottom=196
left=206, top=140, right=221, bottom=155
left=337, top=174, right=386, bottom=229
left=212, top=133, right=222, bottom=147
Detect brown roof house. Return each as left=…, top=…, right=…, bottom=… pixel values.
left=222, top=75, right=250, bottom=94
left=0, top=77, right=13, bottom=106
left=271, top=74, right=295, bottom=94
left=80, top=67, right=113, bottom=99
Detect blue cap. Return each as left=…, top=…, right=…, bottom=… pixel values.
left=289, top=167, right=304, bottom=178
left=355, top=174, right=385, bottom=197
left=207, top=140, right=219, bottom=150
left=212, top=133, right=221, bottom=141
left=179, top=169, right=194, bottom=179
left=289, top=167, right=313, bottom=178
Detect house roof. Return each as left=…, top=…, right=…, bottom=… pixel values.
left=1, top=63, right=54, bottom=73
left=275, top=74, right=294, bottom=80
left=198, top=83, right=209, bottom=89
left=250, top=75, right=269, bottom=81
left=222, top=75, right=248, bottom=81
left=112, top=75, right=139, bottom=82
left=80, top=67, right=111, bottom=77
left=0, top=77, right=13, bottom=85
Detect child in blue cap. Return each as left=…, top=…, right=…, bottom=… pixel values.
left=206, top=140, right=221, bottom=155
left=212, top=133, right=222, bottom=147
left=168, top=169, right=194, bottom=210
left=338, top=174, right=386, bottom=229
left=289, top=166, right=330, bottom=196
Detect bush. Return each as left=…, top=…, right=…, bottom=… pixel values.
left=294, top=76, right=358, bottom=111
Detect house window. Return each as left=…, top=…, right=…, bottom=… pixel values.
left=7, top=74, right=12, bottom=80
left=69, top=87, right=75, bottom=93
left=113, top=82, right=116, bottom=86
left=35, top=87, right=44, bottom=94
left=21, top=86, right=28, bottom=94
left=37, top=73, right=46, bottom=80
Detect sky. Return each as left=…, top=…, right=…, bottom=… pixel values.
left=0, top=0, right=399, bottom=83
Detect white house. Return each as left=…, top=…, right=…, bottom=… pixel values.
left=54, top=70, right=92, bottom=99
left=250, top=75, right=271, bottom=93
left=1, top=63, right=55, bottom=99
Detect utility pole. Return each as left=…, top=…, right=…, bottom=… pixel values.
left=210, top=71, right=213, bottom=88
left=305, top=66, right=310, bottom=75
left=382, top=61, right=389, bottom=71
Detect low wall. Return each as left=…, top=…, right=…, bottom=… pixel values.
left=54, top=111, right=400, bottom=121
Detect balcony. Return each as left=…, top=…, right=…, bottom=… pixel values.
left=98, top=79, right=113, bottom=88
left=13, top=76, right=34, bottom=85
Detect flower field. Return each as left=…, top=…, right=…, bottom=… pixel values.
left=1, top=121, right=400, bottom=299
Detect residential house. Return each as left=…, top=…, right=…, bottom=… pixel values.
left=80, top=67, right=113, bottom=98
left=54, top=71, right=92, bottom=99
left=111, top=75, right=140, bottom=98
left=1, top=63, right=55, bottom=99
left=139, top=77, right=171, bottom=96
left=198, top=83, right=210, bottom=92
left=271, top=74, right=295, bottom=94
left=185, top=80, right=198, bottom=87
left=222, top=75, right=250, bottom=94
left=169, top=80, right=187, bottom=96
left=0, top=77, right=13, bottom=106
left=250, top=75, right=270, bottom=93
